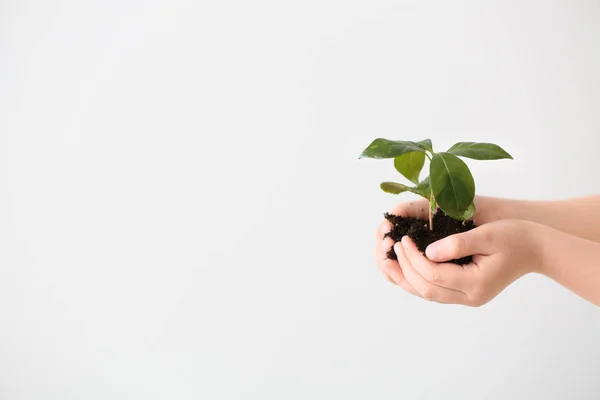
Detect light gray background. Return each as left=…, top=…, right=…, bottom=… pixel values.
left=1, top=0, right=599, bottom=399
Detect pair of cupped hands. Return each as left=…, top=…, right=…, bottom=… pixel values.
left=376, top=196, right=544, bottom=307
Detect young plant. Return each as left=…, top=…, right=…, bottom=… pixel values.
left=359, top=139, right=512, bottom=230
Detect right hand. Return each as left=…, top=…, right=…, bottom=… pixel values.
left=391, top=219, right=544, bottom=306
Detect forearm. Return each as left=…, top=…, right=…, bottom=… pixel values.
left=480, top=195, right=600, bottom=243
left=538, top=227, right=600, bottom=306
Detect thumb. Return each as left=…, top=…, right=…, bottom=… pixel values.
left=425, top=226, right=494, bottom=262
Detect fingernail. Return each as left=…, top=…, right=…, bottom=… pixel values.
left=425, top=244, right=439, bottom=260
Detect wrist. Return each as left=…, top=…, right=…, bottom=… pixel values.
left=533, top=223, right=564, bottom=277
left=508, top=220, right=554, bottom=276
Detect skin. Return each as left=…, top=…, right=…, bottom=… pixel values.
left=375, top=195, right=600, bottom=307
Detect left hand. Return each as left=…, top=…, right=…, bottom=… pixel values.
left=392, top=219, right=545, bottom=306
left=375, top=197, right=510, bottom=287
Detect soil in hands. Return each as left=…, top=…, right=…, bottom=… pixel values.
left=384, top=211, right=476, bottom=265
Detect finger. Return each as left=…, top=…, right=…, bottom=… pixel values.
left=390, top=199, right=429, bottom=219
left=401, top=236, right=473, bottom=292
left=381, top=257, right=420, bottom=295
left=394, top=243, right=470, bottom=305
left=383, top=273, right=397, bottom=285
left=425, top=225, right=496, bottom=262
left=375, top=220, right=392, bottom=241
left=376, top=235, right=394, bottom=260
left=375, top=236, right=395, bottom=284
left=377, top=238, right=420, bottom=295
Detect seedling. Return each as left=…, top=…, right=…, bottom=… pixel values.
left=359, top=139, right=512, bottom=230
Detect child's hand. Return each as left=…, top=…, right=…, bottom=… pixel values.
left=375, top=197, right=503, bottom=287
left=379, top=219, right=544, bottom=306
left=377, top=197, right=600, bottom=307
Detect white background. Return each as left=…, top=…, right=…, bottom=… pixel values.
left=2, top=0, right=600, bottom=398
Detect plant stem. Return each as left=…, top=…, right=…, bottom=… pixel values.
left=429, top=207, right=433, bottom=231
left=429, top=193, right=436, bottom=231
left=426, top=149, right=435, bottom=230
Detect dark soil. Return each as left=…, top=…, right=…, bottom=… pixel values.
left=384, top=211, right=476, bottom=265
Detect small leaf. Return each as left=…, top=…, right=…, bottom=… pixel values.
left=416, top=139, right=433, bottom=153
left=430, top=152, right=475, bottom=217
left=443, top=202, right=476, bottom=220
left=394, top=151, right=425, bottom=184
left=380, top=181, right=430, bottom=200
left=380, top=182, right=410, bottom=194
left=447, top=142, right=513, bottom=160
left=359, top=138, right=425, bottom=159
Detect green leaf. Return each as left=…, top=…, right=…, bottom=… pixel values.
left=394, top=151, right=425, bottom=184
left=380, top=182, right=410, bottom=194
left=413, top=177, right=431, bottom=198
left=416, top=139, right=433, bottom=153
left=430, top=152, right=475, bottom=217
left=447, top=142, right=513, bottom=160
left=444, top=202, right=476, bottom=220
left=380, top=180, right=430, bottom=200
left=359, top=138, right=425, bottom=159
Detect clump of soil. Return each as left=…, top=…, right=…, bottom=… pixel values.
left=384, top=211, right=476, bottom=265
